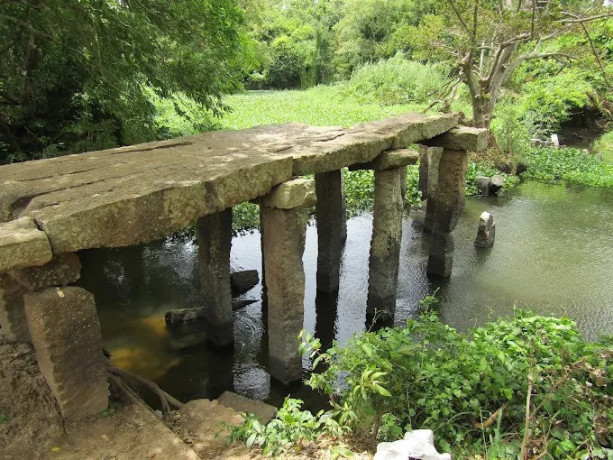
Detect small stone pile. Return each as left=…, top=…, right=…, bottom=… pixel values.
left=474, top=211, right=496, bottom=248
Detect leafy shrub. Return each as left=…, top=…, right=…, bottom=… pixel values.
left=339, top=54, right=448, bottom=106
left=593, top=131, right=613, bottom=163
left=228, top=397, right=343, bottom=456
left=304, top=310, right=613, bottom=458
left=522, top=147, right=613, bottom=187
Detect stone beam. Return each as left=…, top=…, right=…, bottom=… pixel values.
left=349, top=149, right=419, bottom=172
left=315, top=170, right=346, bottom=294
left=425, top=127, right=489, bottom=152
left=0, top=217, right=53, bottom=272
left=261, top=179, right=314, bottom=384
left=24, top=286, right=108, bottom=420
left=197, top=209, right=233, bottom=348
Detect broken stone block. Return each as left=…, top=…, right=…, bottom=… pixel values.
left=217, top=391, right=277, bottom=424
left=24, top=286, right=108, bottom=420
left=474, top=211, right=496, bottom=249
left=475, top=176, right=491, bottom=196
left=0, top=217, right=53, bottom=272
left=230, top=270, right=259, bottom=296
left=490, top=175, right=505, bottom=195
left=10, top=253, right=81, bottom=291
left=262, top=178, right=315, bottom=210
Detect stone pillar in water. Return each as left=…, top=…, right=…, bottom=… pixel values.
left=474, top=211, right=496, bottom=248
left=351, top=149, right=418, bottom=320
left=25, top=286, right=108, bottom=420
left=261, top=179, right=315, bottom=384
left=421, top=146, right=444, bottom=232
left=424, top=127, right=489, bottom=277
left=315, top=170, right=347, bottom=294
left=197, top=209, right=233, bottom=348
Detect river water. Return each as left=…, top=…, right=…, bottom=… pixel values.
left=78, top=181, right=613, bottom=407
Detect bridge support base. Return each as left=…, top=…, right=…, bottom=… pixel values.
left=426, top=149, right=468, bottom=277
left=197, top=209, right=234, bottom=348
left=367, top=166, right=406, bottom=320
left=0, top=274, right=30, bottom=342
left=261, top=179, right=314, bottom=384
left=24, top=286, right=108, bottom=420
left=315, top=170, right=346, bottom=294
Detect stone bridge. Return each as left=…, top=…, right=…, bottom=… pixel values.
left=0, top=113, right=487, bottom=420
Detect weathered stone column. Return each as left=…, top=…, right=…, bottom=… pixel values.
left=421, top=146, right=444, bottom=232
left=197, top=209, right=233, bottom=348
left=315, top=170, right=347, bottom=294
left=261, top=179, right=315, bottom=384
left=25, top=286, right=108, bottom=420
left=353, top=150, right=418, bottom=319
left=0, top=274, right=29, bottom=342
left=425, top=127, right=489, bottom=277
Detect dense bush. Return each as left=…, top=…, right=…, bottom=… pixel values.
left=339, top=55, right=448, bottom=106
left=593, top=131, right=613, bottom=163
left=303, top=309, right=613, bottom=458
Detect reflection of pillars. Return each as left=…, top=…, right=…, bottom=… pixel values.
left=315, top=290, right=338, bottom=351
left=261, top=179, right=315, bottom=384
left=197, top=209, right=233, bottom=347
left=315, top=170, right=346, bottom=294
left=422, top=146, right=443, bottom=232
left=426, top=149, right=468, bottom=277
left=25, top=286, right=108, bottom=420
left=367, top=166, right=406, bottom=319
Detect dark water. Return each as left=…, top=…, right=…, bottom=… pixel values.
left=79, top=181, right=613, bottom=407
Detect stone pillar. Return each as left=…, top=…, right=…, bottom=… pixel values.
left=424, top=126, right=489, bottom=277
left=315, top=170, right=347, bottom=294
left=25, top=286, right=108, bottom=420
left=352, top=149, right=418, bottom=320
left=422, top=146, right=443, bottom=232
left=426, top=149, right=468, bottom=277
left=197, top=209, right=233, bottom=348
left=261, top=179, right=315, bottom=384
left=474, top=211, right=496, bottom=248
left=367, top=167, right=405, bottom=319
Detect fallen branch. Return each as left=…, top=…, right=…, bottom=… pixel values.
left=473, top=403, right=508, bottom=429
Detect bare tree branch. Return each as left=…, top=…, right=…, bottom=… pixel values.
left=579, top=21, right=611, bottom=90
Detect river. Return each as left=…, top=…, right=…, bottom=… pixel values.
left=78, top=181, right=613, bottom=407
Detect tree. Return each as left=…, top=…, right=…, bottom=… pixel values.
left=410, top=0, right=613, bottom=129
left=0, top=0, right=252, bottom=163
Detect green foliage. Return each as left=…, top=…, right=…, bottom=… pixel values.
left=304, top=310, right=613, bottom=458
left=593, top=131, right=613, bottom=163
left=228, top=397, right=344, bottom=456
left=0, top=0, right=251, bottom=163
left=522, top=147, right=613, bottom=187
left=339, top=54, right=449, bottom=106
left=0, top=414, right=8, bottom=424
left=232, top=203, right=261, bottom=234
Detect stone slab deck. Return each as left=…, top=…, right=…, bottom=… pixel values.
left=0, top=113, right=458, bottom=256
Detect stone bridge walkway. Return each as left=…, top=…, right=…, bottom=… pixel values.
left=0, top=113, right=487, bottom=421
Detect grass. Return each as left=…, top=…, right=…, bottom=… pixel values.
left=593, top=130, right=613, bottom=163
left=218, top=86, right=429, bottom=130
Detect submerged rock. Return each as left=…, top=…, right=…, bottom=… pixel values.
left=230, top=270, right=259, bottom=296
left=374, top=430, right=451, bottom=460
left=165, top=299, right=257, bottom=327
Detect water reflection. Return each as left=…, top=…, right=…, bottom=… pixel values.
left=79, top=182, right=613, bottom=408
